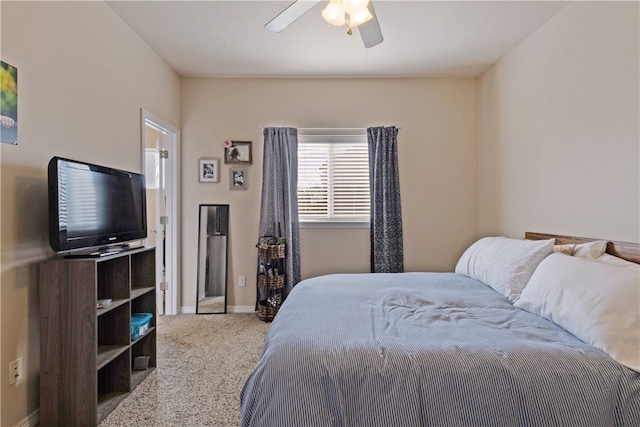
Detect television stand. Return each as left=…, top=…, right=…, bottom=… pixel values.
left=40, top=246, right=156, bottom=426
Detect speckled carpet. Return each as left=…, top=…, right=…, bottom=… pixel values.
left=99, top=313, right=270, bottom=427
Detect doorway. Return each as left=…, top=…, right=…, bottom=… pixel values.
left=141, top=109, right=180, bottom=315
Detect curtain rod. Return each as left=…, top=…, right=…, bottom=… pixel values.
left=260, top=127, right=403, bottom=131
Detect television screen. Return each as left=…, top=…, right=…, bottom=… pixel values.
left=48, top=157, right=147, bottom=254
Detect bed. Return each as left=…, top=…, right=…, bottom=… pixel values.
left=240, top=232, right=640, bottom=426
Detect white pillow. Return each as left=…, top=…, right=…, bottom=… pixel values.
left=573, top=240, right=608, bottom=258
left=515, top=253, right=640, bottom=372
left=455, top=237, right=554, bottom=302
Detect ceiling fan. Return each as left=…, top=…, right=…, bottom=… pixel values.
left=265, top=0, right=384, bottom=48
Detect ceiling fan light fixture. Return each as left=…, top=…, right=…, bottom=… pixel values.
left=322, top=0, right=346, bottom=27
left=266, top=0, right=383, bottom=48
left=347, top=8, right=373, bottom=27
left=341, top=0, right=370, bottom=15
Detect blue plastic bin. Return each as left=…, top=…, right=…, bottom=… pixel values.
left=131, top=313, right=153, bottom=340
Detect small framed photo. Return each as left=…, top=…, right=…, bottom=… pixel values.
left=224, top=141, right=252, bottom=164
left=230, top=167, right=248, bottom=190
left=199, top=159, right=219, bottom=183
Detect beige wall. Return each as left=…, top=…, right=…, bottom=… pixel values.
left=478, top=1, right=639, bottom=242
left=180, top=78, right=478, bottom=310
left=0, top=1, right=180, bottom=425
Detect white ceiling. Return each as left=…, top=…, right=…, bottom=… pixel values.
left=106, top=0, right=570, bottom=78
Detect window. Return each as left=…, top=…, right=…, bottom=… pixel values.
left=297, top=130, right=370, bottom=226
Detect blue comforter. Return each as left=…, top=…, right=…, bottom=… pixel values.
left=241, top=273, right=640, bottom=426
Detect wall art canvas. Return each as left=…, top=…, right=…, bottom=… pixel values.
left=1, top=61, right=18, bottom=145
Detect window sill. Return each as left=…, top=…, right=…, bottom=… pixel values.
left=300, top=221, right=370, bottom=229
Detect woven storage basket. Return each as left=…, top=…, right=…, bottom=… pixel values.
left=258, top=300, right=280, bottom=321
left=258, top=274, right=285, bottom=290
left=256, top=236, right=285, bottom=259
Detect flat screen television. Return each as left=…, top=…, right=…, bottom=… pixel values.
left=48, top=156, right=147, bottom=256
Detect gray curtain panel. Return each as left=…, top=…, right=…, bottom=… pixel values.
left=259, top=127, right=301, bottom=296
left=367, top=126, right=404, bottom=273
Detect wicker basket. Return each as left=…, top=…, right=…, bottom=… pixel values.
left=256, top=236, right=285, bottom=259
left=257, top=300, right=280, bottom=321
left=258, top=274, right=285, bottom=290
left=256, top=236, right=285, bottom=322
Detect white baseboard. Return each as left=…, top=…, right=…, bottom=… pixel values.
left=228, top=305, right=256, bottom=313
left=181, top=306, right=196, bottom=314
left=15, top=409, right=39, bottom=427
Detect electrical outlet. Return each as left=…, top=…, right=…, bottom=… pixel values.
left=238, top=276, right=246, bottom=287
left=9, top=358, right=23, bottom=385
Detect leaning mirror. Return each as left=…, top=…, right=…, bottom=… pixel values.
left=196, top=204, right=229, bottom=314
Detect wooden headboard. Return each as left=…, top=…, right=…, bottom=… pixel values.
left=526, top=232, right=640, bottom=264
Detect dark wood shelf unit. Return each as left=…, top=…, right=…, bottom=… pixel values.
left=131, top=329, right=157, bottom=388
left=131, top=326, right=157, bottom=345
left=97, top=298, right=129, bottom=315
left=97, top=392, right=129, bottom=424
left=40, top=246, right=157, bottom=427
left=130, top=367, right=155, bottom=390
left=97, top=345, right=130, bottom=370
left=131, top=250, right=156, bottom=290
left=131, top=286, right=155, bottom=300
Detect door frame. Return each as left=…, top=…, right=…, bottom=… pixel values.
left=141, top=108, right=181, bottom=315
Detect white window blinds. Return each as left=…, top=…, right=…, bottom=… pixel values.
left=297, top=130, right=370, bottom=223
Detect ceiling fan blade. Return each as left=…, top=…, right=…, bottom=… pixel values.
left=358, top=1, right=384, bottom=48
left=265, top=0, right=322, bottom=33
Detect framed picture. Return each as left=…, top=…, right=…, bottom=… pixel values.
left=1, top=61, right=18, bottom=145
left=199, top=159, right=219, bottom=183
left=230, top=167, right=248, bottom=190
left=224, top=140, right=252, bottom=164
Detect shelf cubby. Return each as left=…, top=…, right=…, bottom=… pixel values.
left=131, top=289, right=157, bottom=329
left=98, top=302, right=130, bottom=346
left=97, top=298, right=129, bottom=316
left=131, top=249, right=155, bottom=290
left=131, top=286, right=155, bottom=300
left=131, top=330, right=157, bottom=388
left=98, top=256, right=130, bottom=300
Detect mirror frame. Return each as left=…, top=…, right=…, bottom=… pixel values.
left=196, top=204, right=229, bottom=314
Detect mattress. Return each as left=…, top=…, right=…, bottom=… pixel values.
left=240, top=272, right=640, bottom=426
